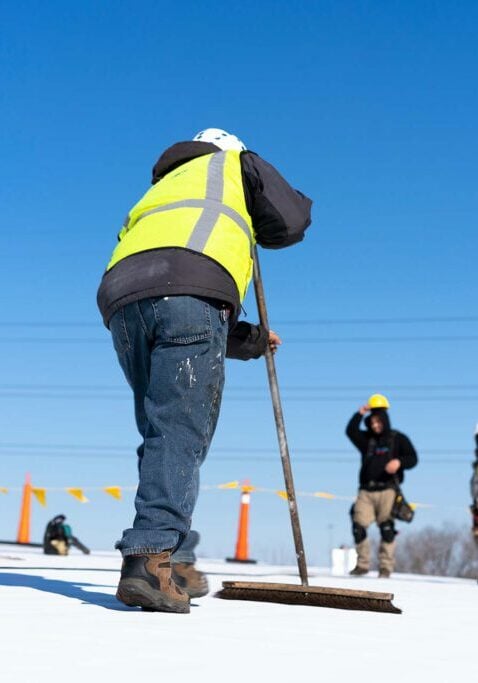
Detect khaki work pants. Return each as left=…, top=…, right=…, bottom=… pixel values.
left=50, top=539, right=69, bottom=556
left=353, top=489, right=396, bottom=572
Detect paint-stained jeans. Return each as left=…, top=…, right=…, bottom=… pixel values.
left=110, top=296, right=228, bottom=557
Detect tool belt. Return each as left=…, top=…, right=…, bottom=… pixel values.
left=363, top=480, right=395, bottom=492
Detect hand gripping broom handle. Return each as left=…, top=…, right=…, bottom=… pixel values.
left=253, top=247, right=309, bottom=587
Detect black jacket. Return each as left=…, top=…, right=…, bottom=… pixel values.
left=345, top=410, right=418, bottom=491
left=97, top=141, right=312, bottom=360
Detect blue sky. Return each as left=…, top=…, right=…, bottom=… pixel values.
left=0, top=1, right=477, bottom=564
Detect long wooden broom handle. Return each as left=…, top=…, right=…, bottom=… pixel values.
left=252, top=247, right=309, bottom=586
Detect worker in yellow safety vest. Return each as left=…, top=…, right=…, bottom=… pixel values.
left=97, top=128, right=312, bottom=613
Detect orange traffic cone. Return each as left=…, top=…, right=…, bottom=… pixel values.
left=16, top=473, right=32, bottom=544
left=226, top=484, right=257, bottom=564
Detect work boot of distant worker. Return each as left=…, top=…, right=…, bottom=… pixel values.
left=349, top=565, right=369, bottom=576
left=116, top=551, right=190, bottom=613
left=172, top=562, right=209, bottom=598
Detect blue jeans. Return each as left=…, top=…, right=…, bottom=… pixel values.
left=110, top=296, right=228, bottom=557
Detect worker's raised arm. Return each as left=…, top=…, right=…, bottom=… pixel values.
left=345, top=410, right=369, bottom=452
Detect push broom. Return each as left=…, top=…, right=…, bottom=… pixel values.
left=217, top=248, right=402, bottom=614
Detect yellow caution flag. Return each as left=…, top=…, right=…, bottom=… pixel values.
left=66, top=488, right=89, bottom=503
left=0, top=487, right=8, bottom=494
left=276, top=490, right=289, bottom=500
left=32, top=488, right=47, bottom=507
left=218, top=481, right=240, bottom=489
left=314, top=492, right=335, bottom=499
left=104, top=486, right=122, bottom=500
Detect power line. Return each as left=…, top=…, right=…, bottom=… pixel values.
left=0, top=323, right=101, bottom=328
left=0, top=444, right=472, bottom=455
left=225, top=384, right=478, bottom=391
left=0, top=450, right=468, bottom=464
left=1, top=383, right=477, bottom=391
left=1, top=335, right=478, bottom=344
left=1, top=315, right=477, bottom=328
left=1, top=391, right=478, bottom=402
left=286, top=336, right=478, bottom=344
left=275, top=316, right=478, bottom=325
left=0, top=384, right=127, bottom=391
left=0, top=338, right=108, bottom=344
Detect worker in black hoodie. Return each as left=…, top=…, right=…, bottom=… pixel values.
left=97, top=128, right=312, bottom=612
left=345, top=395, right=418, bottom=577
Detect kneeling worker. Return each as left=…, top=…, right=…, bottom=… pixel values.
left=345, top=394, right=418, bottom=578
left=43, top=515, right=90, bottom=555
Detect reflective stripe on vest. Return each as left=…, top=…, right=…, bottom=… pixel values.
left=107, top=151, right=255, bottom=301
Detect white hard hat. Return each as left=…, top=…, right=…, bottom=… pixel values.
left=192, top=128, right=247, bottom=151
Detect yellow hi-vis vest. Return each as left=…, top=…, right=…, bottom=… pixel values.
left=107, top=150, right=255, bottom=301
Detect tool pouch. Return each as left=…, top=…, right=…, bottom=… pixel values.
left=391, top=485, right=415, bottom=523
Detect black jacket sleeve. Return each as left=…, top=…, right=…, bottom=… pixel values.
left=226, top=322, right=268, bottom=360
left=241, top=152, right=312, bottom=249
left=345, top=413, right=369, bottom=453
left=396, top=434, right=418, bottom=470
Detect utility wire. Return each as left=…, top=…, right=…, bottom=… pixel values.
left=0, top=442, right=469, bottom=453
left=0, top=323, right=101, bottom=328
left=0, top=442, right=472, bottom=457
left=0, top=338, right=108, bottom=344
left=288, top=336, right=478, bottom=343
left=0, top=451, right=467, bottom=464
left=275, top=316, right=478, bottom=326
left=1, top=315, right=477, bottom=327
left=1, top=335, right=478, bottom=344
left=1, top=392, right=477, bottom=402
left=1, top=383, right=477, bottom=391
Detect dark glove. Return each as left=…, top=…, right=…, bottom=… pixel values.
left=226, top=322, right=268, bottom=360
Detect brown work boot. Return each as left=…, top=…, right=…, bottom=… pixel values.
left=116, top=551, right=190, bottom=613
left=349, top=566, right=369, bottom=576
left=378, top=569, right=391, bottom=578
left=172, top=562, right=209, bottom=598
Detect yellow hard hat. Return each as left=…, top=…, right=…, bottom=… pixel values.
left=368, top=394, right=390, bottom=409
